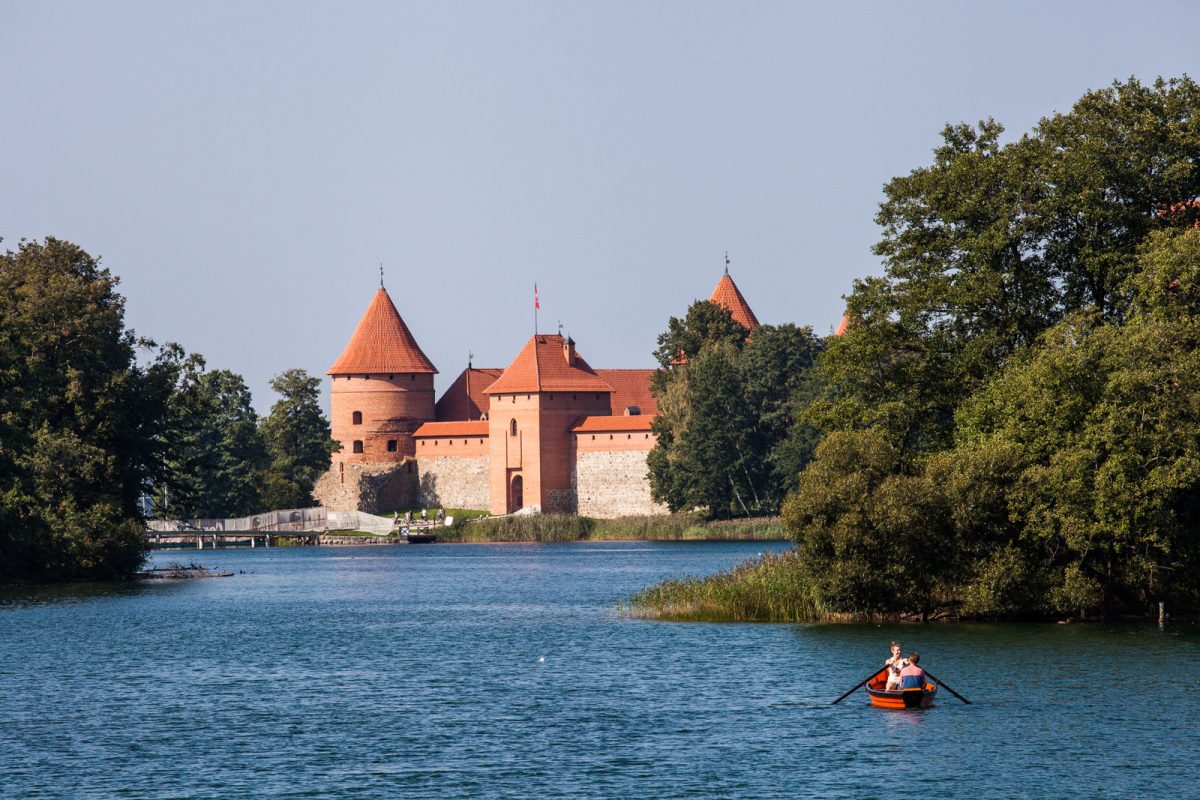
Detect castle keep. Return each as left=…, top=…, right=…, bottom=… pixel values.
left=313, top=273, right=759, bottom=517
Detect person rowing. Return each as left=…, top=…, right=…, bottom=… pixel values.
left=885, top=641, right=908, bottom=692
left=899, top=652, right=926, bottom=690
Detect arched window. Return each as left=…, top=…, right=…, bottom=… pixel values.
left=352, top=411, right=363, bottom=425
left=510, top=419, right=518, bottom=436
left=352, top=440, right=364, bottom=453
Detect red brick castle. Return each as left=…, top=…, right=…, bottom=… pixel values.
left=313, top=272, right=760, bottom=516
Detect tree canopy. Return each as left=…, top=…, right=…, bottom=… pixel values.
left=648, top=300, right=823, bottom=516
left=783, top=76, right=1200, bottom=619
left=0, top=238, right=174, bottom=580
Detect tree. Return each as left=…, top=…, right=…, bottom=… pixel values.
left=0, top=238, right=176, bottom=580
left=259, top=369, right=337, bottom=510
left=649, top=317, right=823, bottom=515
left=783, top=77, right=1200, bottom=618
left=155, top=360, right=268, bottom=519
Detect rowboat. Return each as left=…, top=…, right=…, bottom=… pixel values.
left=865, top=668, right=938, bottom=709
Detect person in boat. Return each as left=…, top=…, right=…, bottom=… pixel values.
left=899, top=652, right=927, bottom=690
left=885, top=641, right=908, bottom=691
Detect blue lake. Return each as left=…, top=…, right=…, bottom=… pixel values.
left=2, top=541, right=1197, bottom=799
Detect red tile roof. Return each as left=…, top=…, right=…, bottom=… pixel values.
left=834, top=313, right=850, bottom=336
left=483, top=334, right=614, bottom=395
left=328, top=287, right=437, bottom=375
left=572, top=415, right=656, bottom=433
left=435, top=367, right=503, bottom=420
left=413, top=420, right=490, bottom=438
left=595, top=369, right=658, bottom=416
left=709, top=273, right=760, bottom=329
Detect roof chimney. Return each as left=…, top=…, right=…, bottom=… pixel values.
left=563, top=335, right=576, bottom=366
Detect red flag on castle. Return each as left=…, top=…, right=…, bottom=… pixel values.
left=534, top=283, right=540, bottom=310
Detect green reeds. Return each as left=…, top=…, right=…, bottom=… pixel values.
left=623, top=549, right=841, bottom=623
left=435, top=513, right=786, bottom=543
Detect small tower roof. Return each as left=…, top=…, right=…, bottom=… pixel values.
left=709, top=273, right=760, bottom=329
left=327, top=287, right=438, bottom=374
left=483, top=334, right=613, bottom=395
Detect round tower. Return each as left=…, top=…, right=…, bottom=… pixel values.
left=327, top=287, right=437, bottom=464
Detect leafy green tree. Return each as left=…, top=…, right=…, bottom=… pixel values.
left=155, top=360, right=268, bottom=518
left=0, top=238, right=176, bottom=580
left=649, top=320, right=823, bottom=515
left=259, top=369, right=337, bottom=510
left=783, top=77, right=1200, bottom=618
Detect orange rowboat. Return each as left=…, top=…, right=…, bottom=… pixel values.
left=865, top=668, right=938, bottom=709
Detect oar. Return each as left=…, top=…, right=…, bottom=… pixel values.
left=924, top=669, right=971, bottom=704
left=831, top=667, right=885, bottom=705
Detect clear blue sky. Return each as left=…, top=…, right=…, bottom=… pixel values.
left=3, top=1, right=1197, bottom=412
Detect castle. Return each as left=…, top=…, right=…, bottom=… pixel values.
left=312, top=271, right=760, bottom=517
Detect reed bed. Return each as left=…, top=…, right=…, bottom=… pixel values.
left=623, top=549, right=840, bottom=623
left=436, top=514, right=785, bottom=544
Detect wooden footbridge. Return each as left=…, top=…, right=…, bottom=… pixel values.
left=146, top=507, right=446, bottom=549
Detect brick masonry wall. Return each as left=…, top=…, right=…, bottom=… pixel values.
left=572, top=449, right=669, bottom=518
left=313, top=460, right=418, bottom=513
left=331, top=373, right=436, bottom=464
left=416, top=455, right=490, bottom=510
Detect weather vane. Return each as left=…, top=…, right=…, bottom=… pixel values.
left=379, top=262, right=385, bottom=287
left=725, top=251, right=730, bottom=274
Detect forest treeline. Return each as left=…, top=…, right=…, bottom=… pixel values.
left=646, top=76, right=1200, bottom=619
left=0, top=238, right=336, bottom=581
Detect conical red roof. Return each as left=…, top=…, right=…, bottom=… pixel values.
left=709, top=273, right=760, bottom=329
left=327, top=287, right=437, bottom=374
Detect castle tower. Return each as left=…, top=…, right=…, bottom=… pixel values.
left=482, top=334, right=613, bottom=515
left=327, top=287, right=437, bottom=464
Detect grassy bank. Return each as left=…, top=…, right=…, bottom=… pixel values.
left=436, top=513, right=784, bottom=544
left=623, top=549, right=846, bottom=623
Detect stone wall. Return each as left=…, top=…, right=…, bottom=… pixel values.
left=415, top=455, right=490, bottom=510
left=313, top=460, right=418, bottom=513
left=572, top=449, right=668, bottom=518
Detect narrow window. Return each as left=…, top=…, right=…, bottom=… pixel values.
left=352, top=411, right=363, bottom=425
left=510, top=419, right=518, bottom=436
left=387, top=440, right=397, bottom=452
left=353, top=440, right=364, bottom=454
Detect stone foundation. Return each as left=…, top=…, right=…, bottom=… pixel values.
left=572, top=450, right=668, bottom=518
left=312, top=460, right=418, bottom=513
left=416, top=455, right=490, bottom=510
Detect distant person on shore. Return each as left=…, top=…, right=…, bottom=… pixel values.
left=885, top=641, right=908, bottom=691
left=436, top=507, right=445, bottom=522
left=420, top=508, right=427, bottom=522
left=900, top=652, right=926, bottom=690
left=404, top=510, right=412, bottom=525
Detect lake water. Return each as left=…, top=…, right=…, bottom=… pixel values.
left=2, top=541, right=1197, bottom=799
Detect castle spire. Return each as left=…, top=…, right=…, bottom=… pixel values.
left=327, top=286, right=438, bottom=374
left=709, top=269, right=759, bottom=329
